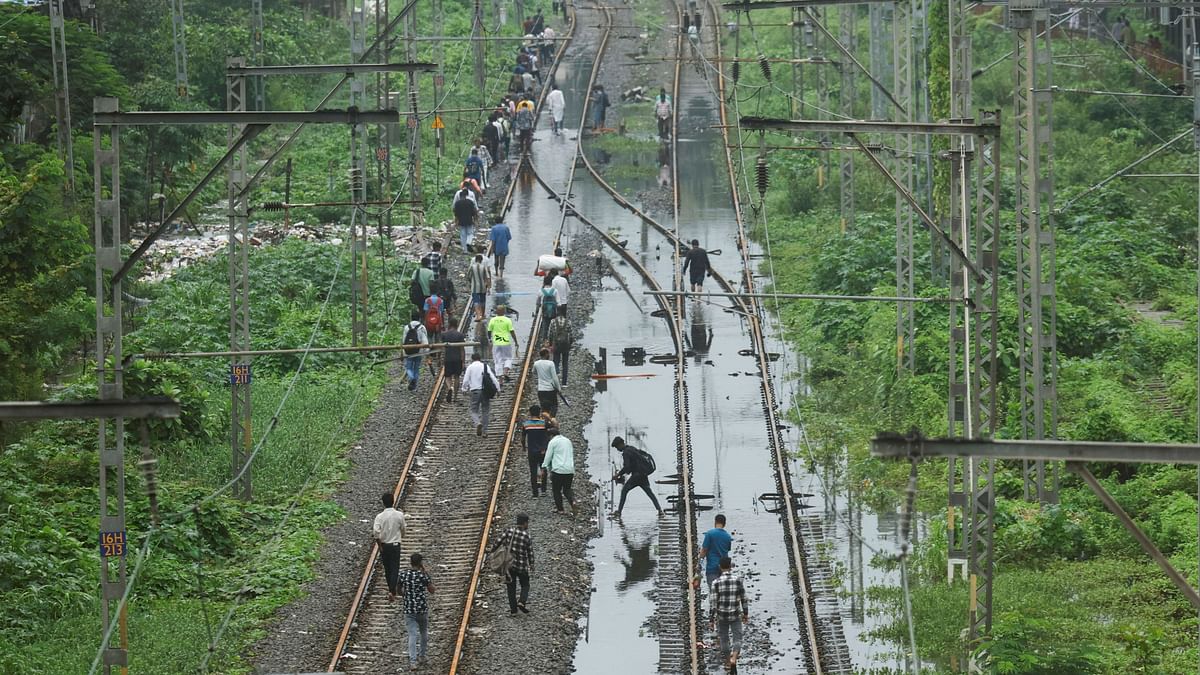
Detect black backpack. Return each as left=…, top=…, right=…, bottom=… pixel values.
left=631, top=447, right=656, bottom=475
left=481, top=363, right=499, bottom=400
left=403, top=322, right=422, bottom=354
left=409, top=275, right=424, bottom=308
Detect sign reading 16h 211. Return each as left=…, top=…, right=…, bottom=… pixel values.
left=230, top=363, right=252, bottom=385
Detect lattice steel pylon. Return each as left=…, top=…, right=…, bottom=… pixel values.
left=170, top=0, right=188, bottom=97
left=473, top=0, right=486, bottom=95
left=251, top=0, right=264, bottom=110
left=93, top=96, right=127, bottom=674
left=838, top=6, right=855, bottom=231
left=49, top=0, right=74, bottom=188
left=404, top=8, right=423, bottom=226
left=893, top=0, right=915, bottom=371
left=1010, top=0, right=1058, bottom=504
left=349, top=5, right=369, bottom=346
left=868, top=2, right=891, bottom=120
left=227, top=58, right=253, bottom=501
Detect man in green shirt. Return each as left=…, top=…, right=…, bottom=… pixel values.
left=411, top=261, right=435, bottom=310
left=541, top=427, right=576, bottom=515
left=486, top=305, right=519, bottom=379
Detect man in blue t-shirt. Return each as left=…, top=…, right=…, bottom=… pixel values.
left=489, top=215, right=513, bottom=277
left=699, top=513, right=732, bottom=586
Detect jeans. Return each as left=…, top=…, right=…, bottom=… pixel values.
left=459, top=225, right=473, bottom=252
left=380, top=543, right=402, bottom=594
left=506, top=566, right=530, bottom=612
left=405, top=356, right=422, bottom=388
left=705, top=568, right=722, bottom=587
left=469, top=389, right=492, bottom=433
left=550, top=471, right=574, bottom=511
left=716, top=617, right=743, bottom=656
left=553, top=344, right=570, bottom=384
left=405, top=611, right=429, bottom=665
left=528, top=454, right=545, bottom=496
left=617, top=473, right=662, bottom=512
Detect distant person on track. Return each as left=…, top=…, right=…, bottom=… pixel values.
left=468, top=254, right=492, bottom=322
left=699, top=513, right=733, bottom=586
left=551, top=266, right=570, bottom=318
left=488, top=304, right=519, bottom=379
left=489, top=214, right=513, bottom=277
left=655, top=88, right=672, bottom=140
left=591, top=84, right=610, bottom=130
left=453, top=187, right=479, bottom=253
left=490, top=513, right=536, bottom=615
left=547, top=310, right=572, bottom=383
left=484, top=113, right=502, bottom=165
left=681, top=239, right=711, bottom=292
left=462, top=352, right=501, bottom=436
left=433, top=267, right=457, bottom=317
left=610, top=436, right=664, bottom=517
left=709, top=556, right=749, bottom=674
left=398, top=552, right=436, bottom=671
left=373, top=492, right=407, bottom=602
left=464, top=148, right=486, bottom=191
left=441, top=324, right=466, bottom=402
left=533, top=348, right=564, bottom=417
left=546, top=83, right=566, bottom=136
left=541, top=25, right=556, bottom=64
left=522, top=405, right=550, bottom=497
left=402, top=309, right=429, bottom=392
left=515, top=96, right=536, bottom=154
left=542, top=427, right=577, bottom=514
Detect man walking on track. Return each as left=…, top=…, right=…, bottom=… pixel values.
left=551, top=266, right=570, bottom=317
left=488, top=304, right=519, bottom=379
left=453, top=187, right=479, bottom=252
left=373, top=492, right=407, bottom=602
left=462, top=352, right=501, bottom=436
left=610, top=436, right=664, bottom=517
left=402, top=310, right=429, bottom=392
left=709, top=556, right=749, bottom=674
left=533, top=348, right=564, bottom=416
left=490, top=513, right=535, bottom=615
left=542, top=427, right=577, bottom=515
left=398, top=553, right=436, bottom=671
left=522, top=405, right=550, bottom=497
left=699, top=513, right=733, bottom=586
left=468, top=254, right=492, bottom=322
left=681, top=238, right=711, bottom=292
left=489, top=214, right=513, bottom=277
left=441, top=325, right=467, bottom=402
left=654, top=87, right=672, bottom=140
left=548, top=310, right=572, bottom=383
left=546, top=83, right=566, bottom=135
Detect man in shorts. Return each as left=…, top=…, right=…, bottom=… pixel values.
left=681, top=239, right=711, bottom=292
left=441, top=324, right=467, bottom=402
left=468, top=254, right=492, bottom=322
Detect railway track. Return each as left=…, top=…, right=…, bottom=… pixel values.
left=325, top=12, right=577, bottom=673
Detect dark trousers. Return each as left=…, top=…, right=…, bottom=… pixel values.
left=538, top=389, right=559, bottom=417
left=553, top=344, right=570, bottom=384
left=381, top=542, right=402, bottom=594
left=506, top=566, right=530, bottom=611
left=618, top=473, right=662, bottom=512
left=528, top=454, right=545, bottom=496
left=550, top=471, right=575, bottom=511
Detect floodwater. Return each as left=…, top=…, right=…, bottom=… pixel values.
left=489, top=35, right=912, bottom=675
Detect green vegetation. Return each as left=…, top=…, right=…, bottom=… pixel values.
left=730, top=7, right=1200, bottom=673
left=0, top=0, right=526, bottom=670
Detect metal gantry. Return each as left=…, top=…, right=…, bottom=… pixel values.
left=349, top=5, right=369, bottom=346
left=226, top=58, right=253, bottom=502
left=251, top=0, right=265, bottom=110
left=1010, top=0, right=1059, bottom=504
left=404, top=7, right=424, bottom=226
left=868, top=2, right=891, bottom=120
left=838, top=6, right=855, bottom=231
left=49, top=0, right=74, bottom=188
left=893, top=0, right=915, bottom=371
left=170, top=0, right=189, bottom=97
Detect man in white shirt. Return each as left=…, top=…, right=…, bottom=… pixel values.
left=551, top=269, right=570, bottom=318
left=403, top=310, right=429, bottom=392
left=533, top=348, right=563, bottom=416
left=461, top=352, right=502, bottom=436
left=541, top=428, right=576, bottom=515
left=373, top=492, right=407, bottom=602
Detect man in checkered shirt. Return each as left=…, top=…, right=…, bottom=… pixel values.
left=708, top=556, right=749, bottom=673
left=491, top=513, right=536, bottom=615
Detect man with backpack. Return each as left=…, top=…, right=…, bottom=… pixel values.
left=514, top=97, right=535, bottom=155
left=489, top=513, right=535, bottom=616
left=464, top=148, right=485, bottom=188
left=403, top=310, right=429, bottom=392
left=461, top=352, right=501, bottom=436
left=422, top=290, right=446, bottom=345
left=610, top=436, right=664, bottom=517
left=432, top=267, right=457, bottom=317
left=547, top=311, right=572, bottom=383
left=410, top=259, right=435, bottom=311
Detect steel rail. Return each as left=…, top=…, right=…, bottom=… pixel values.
left=703, top=0, right=828, bottom=670
left=326, top=7, right=579, bottom=669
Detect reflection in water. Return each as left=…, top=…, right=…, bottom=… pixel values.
left=686, top=302, right=713, bottom=364
left=615, top=525, right=658, bottom=593
left=657, top=142, right=672, bottom=189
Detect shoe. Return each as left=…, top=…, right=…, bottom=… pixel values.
left=446, top=390, right=453, bottom=403
left=476, top=424, right=483, bottom=436
left=518, top=603, right=529, bottom=614
left=408, top=380, right=417, bottom=391
left=509, top=609, right=518, bottom=616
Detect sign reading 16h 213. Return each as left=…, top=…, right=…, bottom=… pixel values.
left=100, top=530, right=126, bottom=558
left=230, top=364, right=252, bottom=385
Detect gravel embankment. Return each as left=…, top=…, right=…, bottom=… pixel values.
left=454, top=228, right=606, bottom=675
left=250, top=174, right=514, bottom=674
